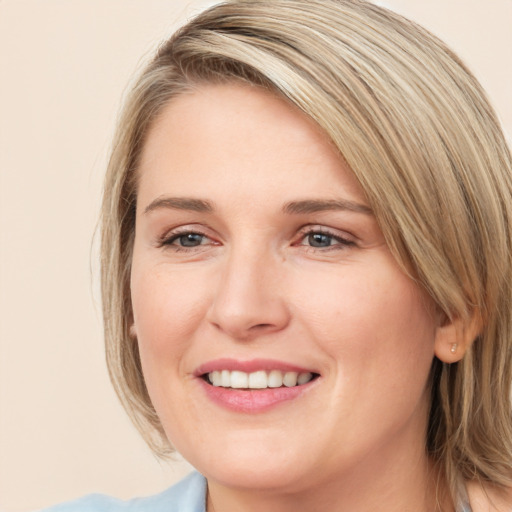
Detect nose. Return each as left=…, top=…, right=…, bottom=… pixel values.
left=206, top=246, right=290, bottom=341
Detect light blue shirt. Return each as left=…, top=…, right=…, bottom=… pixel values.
left=40, top=472, right=206, bottom=512
left=40, top=470, right=473, bottom=511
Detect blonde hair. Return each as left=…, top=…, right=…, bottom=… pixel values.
left=101, top=0, right=512, bottom=498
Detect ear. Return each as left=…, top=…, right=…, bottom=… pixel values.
left=129, top=323, right=138, bottom=339
left=434, top=308, right=482, bottom=363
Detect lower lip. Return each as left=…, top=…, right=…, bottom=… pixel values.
left=198, top=378, right=316, bottom=413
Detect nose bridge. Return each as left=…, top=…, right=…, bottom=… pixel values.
left=207, top=238, right=289, bottom=339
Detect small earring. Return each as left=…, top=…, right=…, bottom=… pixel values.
left=450, top=343, right=458, bottom=354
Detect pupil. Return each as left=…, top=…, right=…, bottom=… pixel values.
left=180, top=233, right=202, bottom=247
left=309, top=233, right=331, bottom=247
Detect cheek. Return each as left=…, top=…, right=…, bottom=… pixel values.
left=129, top=261, right=213, bottom=430
left=290, top=258, right=436, bottom=376
left=130, top=262, right=212, bottom=359
left=294, top=261, right=436, bottom=443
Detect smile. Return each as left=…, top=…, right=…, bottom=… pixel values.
left=206, top=370, right=315, bottom=389
left=196, top=359, right=320, bottom=412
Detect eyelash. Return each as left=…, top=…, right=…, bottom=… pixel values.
left=158, top=226, right=355, bottom=253
left=296, top=227, right=355, bottom=251
left=159, top=228, right=213, bottom=252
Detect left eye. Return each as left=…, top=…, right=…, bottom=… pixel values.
left=306, top=232, right=337, bottom=248
left=299, top=230, right=353, bottom=249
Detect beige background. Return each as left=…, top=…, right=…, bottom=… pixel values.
left=0, top=1, right=510, bottom=510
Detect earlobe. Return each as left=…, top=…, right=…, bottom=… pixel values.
left=434, top=308, right=482, bottom=363
left=129, top=323, right=138, bottom=339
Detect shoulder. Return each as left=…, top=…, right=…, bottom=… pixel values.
left=39, top=471, right=207, bottom=512
left=466, top=480, right=512, bottom=512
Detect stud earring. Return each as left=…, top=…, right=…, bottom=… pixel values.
left=450, top=343, right=458, bottom=354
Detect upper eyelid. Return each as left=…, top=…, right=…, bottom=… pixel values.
left=297, top=225, right=356, bottom=240
left=159, top=224, right=213, bottom=241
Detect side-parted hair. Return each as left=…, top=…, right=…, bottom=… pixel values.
left=101, top=0, right=512, bottom=498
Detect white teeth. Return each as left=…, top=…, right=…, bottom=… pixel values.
left=230, top=371, right=249, bottom=389
left=221, top=369, right=230, bottom=387
left=207, top=370, right=314, bottom=389
left=211, top=370, right=222, bottom=387
left=298, top=372, right=313, bottom=385
left=283, top=371, right=298, bottom=387
left=248, top=370, right=267, bottom=389
left=268, top=370, right=283, bottom=388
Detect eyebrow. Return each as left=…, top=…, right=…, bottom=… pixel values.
left=282, top=199, right=373, bottom=215
left=143, top=196, right=373, bottom=216
left=144, top=196, right=214, bottom=214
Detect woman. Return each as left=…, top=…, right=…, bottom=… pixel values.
left=47, top=0, right=512, bottom=510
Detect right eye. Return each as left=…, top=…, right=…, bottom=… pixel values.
left=162, top=231, right=210, bottom=248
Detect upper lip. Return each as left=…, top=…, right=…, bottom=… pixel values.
left=194, top=358, right=318, bottom=376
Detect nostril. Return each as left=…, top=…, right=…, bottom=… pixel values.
left=251, top=323, right=273, bottom=330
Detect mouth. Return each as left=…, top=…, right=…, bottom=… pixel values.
left=202, top=369, right=319, bottom=389
left=195, top=359, right=320, bottom=412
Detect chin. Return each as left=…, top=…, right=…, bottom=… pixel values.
left=202, top=458, right=309, bottom=492
left=177, top=431, right=314, bottom=492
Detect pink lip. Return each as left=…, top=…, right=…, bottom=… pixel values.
left=195, top=358, right=319, bottom=414
left=195, top=358, right=314, bottom=376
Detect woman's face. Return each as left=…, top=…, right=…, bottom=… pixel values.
left=131, top=83, right=439, bottom=493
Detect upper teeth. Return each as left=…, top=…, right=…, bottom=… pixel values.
left=207, top=370, right=314, bottom=389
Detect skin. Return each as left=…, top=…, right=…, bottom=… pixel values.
left=130, top=83, right=457, bottom=511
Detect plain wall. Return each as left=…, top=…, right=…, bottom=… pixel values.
left=0, top=1, right=510, bottom=510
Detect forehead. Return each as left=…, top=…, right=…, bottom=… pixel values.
left=139, top=82, right=335, bottom=169
left=137, top=83, right=367, bottom=208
